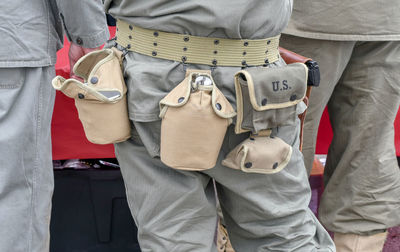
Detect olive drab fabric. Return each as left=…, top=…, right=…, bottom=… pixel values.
left=105, top=0, right=336, bottom=250
left=159, top=69, right=235, bottom=171
left=0, top=0, right=109, bottom=68
left=52, top=48, right=130, bottom=144
left=285, top=0, right=400, bottom=41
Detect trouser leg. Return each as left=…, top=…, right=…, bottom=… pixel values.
left=320, top=41, right=400, bottom=235
left=280, top=35, right=355, bottom=174
left=0, top=67, right=56, bottom=252
left=115, top=121, right=218, bottom=252
left=205, top=123, right=335, bottom=252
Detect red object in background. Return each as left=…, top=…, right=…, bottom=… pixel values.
left=51, top=26, right=400, bottom=160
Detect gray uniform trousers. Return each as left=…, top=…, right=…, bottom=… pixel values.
left=114, top=51, right=335, bottom=251
left=0, top=67, right=55, bottom=252
left=280, top=35, right=400, bottom=235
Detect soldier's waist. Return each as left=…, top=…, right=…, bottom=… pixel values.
left=116, top=19, right=281, bottom=67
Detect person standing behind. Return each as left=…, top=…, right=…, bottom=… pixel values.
left=0, top=1, right=108, bottom=251
left=280, top=1, right=400, bottom=251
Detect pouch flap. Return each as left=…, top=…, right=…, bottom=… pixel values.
left=73, top=49, right=113, bottom=79
left=159, top=69, right=236, bottom=119
left=222, top=136, right=292, bottom=174
left=52, top=76, right=123, bottom=103
left=235, top=63, right=308, bottom=111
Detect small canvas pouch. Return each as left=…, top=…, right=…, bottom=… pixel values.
left=234, top=63, right=308, bottom=134
left=159, top=69, right=236, bottom=171
left=52, top=48, right=130, bottom=144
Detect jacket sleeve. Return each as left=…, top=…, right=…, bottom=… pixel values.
left=55, top=0, right=109, bottom=48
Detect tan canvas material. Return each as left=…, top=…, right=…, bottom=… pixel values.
left=222, top=135, right=292, bottom=174
left=52, top=48, right=130, bottom=144
left=217, top=221, right=235, bottom=252
left=234, top=63, right=308, bottom=134
left=115, top=19, right=280, bottom=67
left=159, top=69, right=236, bottom=171
left=333, top=232, right=388, bottom=252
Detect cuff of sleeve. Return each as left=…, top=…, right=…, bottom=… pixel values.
left=69, top=28, right=110, bottom=48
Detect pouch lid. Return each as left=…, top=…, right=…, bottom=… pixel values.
left=159, top=69, right=236, bottom=119
left=52, top=48, right=126, bottom=103
left=235, top=63, right=308, bottom=111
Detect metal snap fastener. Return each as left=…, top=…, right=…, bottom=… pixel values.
left=261, top=98, right=267, bottom=106
left=245, top=162, right=252, bottom=168
left=183, top=47, right=187, bottom=51
left=153, top=42, right=158, bottom=46
left=242, top=51, right=247, bottom=56
left=213, top=50, right=218, bottom=54
left=272, top=162, right=278, bottom=169
left=178, top=97, right=185, bottom=103
left=153, top=31, right=159, bottom=37
left=290, top=94, right=297, bottom=101
left=243, top=41, right=249, bottom=46
left=78, top=93, right=85, bottom=99
left=215, top=103, right=222, bottom=110
left=90, top=77, right=98, bottom=84
left=183, top=36, right=189, bottom=42
left=76, top=37, right=83, bottom=45
left=152, top=51, right=157, bottom=56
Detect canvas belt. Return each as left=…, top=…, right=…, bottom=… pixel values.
left=116, top=19, right=281, bottom=67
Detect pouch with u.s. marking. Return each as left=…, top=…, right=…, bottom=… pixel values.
left=52, top=48, right=130, bottom=144
left=159, top=69, right=236, bottom=171
left=234, top=63, right=308, bottom=134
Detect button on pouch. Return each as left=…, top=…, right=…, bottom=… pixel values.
left=159, top=69, right=236, bottom=171
left=234, top=63, right=308, bottom=134
left=222, top=135, right=292, bottom=174
left=52, top=48, right=130, bottom=144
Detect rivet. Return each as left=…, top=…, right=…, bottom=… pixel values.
left=212, top=59, right=217, bottom=66
left=152, top=51, right=157, bottom=56
left=244, top=41, right=249, bottom=46
left=78, top=93, right=85, bottom=99
left=184, top=36, right=189, bottom=42
left=261, top=98, right=267, bottom=106
left=214, top=39, right=219, bottom=45
left=178, top=97, right=185, bottom=103
left=90, top=77, right=98, bottom=84
left=245, top=162, right=252, bottom=168
left=215, top=103, right=222, bottom=110
left=153, top=31, right=159, bottom=37
left=272, top=162, right=278, bottom=169
left=129, top=25, right=133, bottom=30
left=290, top=94, right=297, bottom=101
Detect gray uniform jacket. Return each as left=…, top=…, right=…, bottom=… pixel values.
left=0, top=0, right=109, bottom=68
left=284, top=0, right=400, bottom=41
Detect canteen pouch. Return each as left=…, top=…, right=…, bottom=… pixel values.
left=159, top=69, right=236, bottom=171
left=234, top=63, right=308, bottom=134
left=52, top=48, right=130, bottom=144
left=222, top=135, right=292, bottom=174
